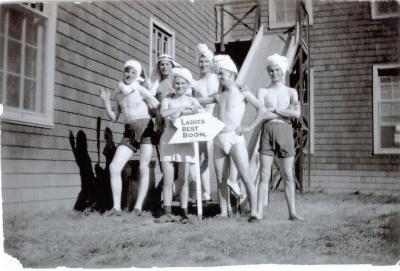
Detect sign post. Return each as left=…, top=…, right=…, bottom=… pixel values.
left=169, top=113, right=225, bottom=220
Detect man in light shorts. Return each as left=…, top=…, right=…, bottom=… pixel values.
left=256, top=53, right=304, bottom=221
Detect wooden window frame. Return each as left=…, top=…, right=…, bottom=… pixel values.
left=1, top=3, right=57, bottom=128
left=148, top=18, right=175, bottom=74
left=373, top=63, right=400, bottom=154
left=268, top=0, right=313, bottom=29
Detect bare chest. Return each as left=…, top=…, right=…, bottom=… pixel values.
left=118, top=91, right=145, bottom=109
left=264, top=89, right=291, bottom=109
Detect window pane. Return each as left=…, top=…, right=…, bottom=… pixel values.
left=0, top=8, right=5, bottom=34
left=0, top=36, right=3, bottom=70
left=8, top=39, right=22, bottom=74
left=276, top=10, right=285, bottom=23
left=23, top=78, right=36, bottom=111
left=380, top=126, right=396, bottom=148
left=392, top=102, right=400, bottom=122
left=6, top=74, right=20, bottom=107
left=26, top=16, right=41, bottom=46
left=380, top=83, right=391, bottom=99
left=392, top=77, right=400, bottom=99
left=8, top=9, right=24, bottom=40
left=377, top=0, right=400, bottom=15
left=25, top=46, right=37, bottom=78
left=381, top=102, right=392, bottom=116
left=0, top=73, right=2, bottom=103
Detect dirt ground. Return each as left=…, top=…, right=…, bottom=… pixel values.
left=3, top=191, right=400, bottom=268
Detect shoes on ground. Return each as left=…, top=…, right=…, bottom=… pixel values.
left=104, top=208, right=122, bottom=217
left=154, top=213, right=177, bottom=223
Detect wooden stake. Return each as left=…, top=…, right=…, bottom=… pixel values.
left=193, top=142, right=203, bottom=220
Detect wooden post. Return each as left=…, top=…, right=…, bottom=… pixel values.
left=193, top=142, right=203, bottom=220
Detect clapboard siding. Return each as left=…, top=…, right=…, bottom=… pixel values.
left=2, top=173, right=80, bottom=189
left=309, top=1, right=400, bottom=193
left=2, top=0, right=216, bottom=213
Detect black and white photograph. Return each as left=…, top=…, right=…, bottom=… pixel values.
left=0, top=0, right=399, bottom=268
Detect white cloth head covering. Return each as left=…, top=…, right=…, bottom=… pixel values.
left=213, top=55, right=238, bottom=75
left=149, top=54, right=182, bottom=95
left=118, top=59, right=145, bottom=95
left=123, top=60, right=145, bottom=82
left=171, top=67, right=194, bottom=86
left=196, top=43, right=214, bottom=64
left=266, top=53, right=289, bottom=75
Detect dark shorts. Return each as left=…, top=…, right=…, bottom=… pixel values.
left=119, top=119, right=157, bottom=152
left=259, top=120, right=295, bottom=158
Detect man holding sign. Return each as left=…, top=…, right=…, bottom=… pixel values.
left=199, top=55, right=266, bottom=222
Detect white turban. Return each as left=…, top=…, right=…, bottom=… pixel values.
left=266, top=53, right=289, bottom=75
left=123, top=60, right=145, bottom=82
left=213, top=54, right=238, bottom=74
left=156, top=54, right=181, bottom=68
left=196, top=43, right=214, bottom=64
left=149, top=54, right=182, bottom=95
left=171, top=67, right=194, bottom=85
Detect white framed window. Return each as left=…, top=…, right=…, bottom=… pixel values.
left=373, top=64, right=400, bottom=154
left=371, top=0, right=400, bottom=19
left=149, top=18, right=175, bottom=73
left=269, top=0, right=313, bottom=29
left=0, top=3, right=57, bottom=128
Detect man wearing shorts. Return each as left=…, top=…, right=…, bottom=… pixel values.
left=100, top=60, right=159, bottom=214
left=256, top=53, right=304, bottom=221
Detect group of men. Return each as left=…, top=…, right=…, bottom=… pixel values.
left=99, top=44, right=304, bottom=223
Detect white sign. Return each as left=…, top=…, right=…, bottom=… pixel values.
left=169, top=113, right=225, bottom=144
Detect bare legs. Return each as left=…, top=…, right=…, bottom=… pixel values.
left=161, top=161, right=191, bottom=211
left=134, top=144, right=153, bottom=210
left=161, top=161, right=174, bottom=209
left=256, top=155, right=273, bottom=218
left=198, top=141, right=212, bottom=200
left=213, top=147, right=231, bottom=217
left=110, top=146, right=133, bottom=211
left=109, top=144, right=152, bottom=211
left=257, top=155, right=302, bottom=220
left=214, top=142, right=257, bottom=217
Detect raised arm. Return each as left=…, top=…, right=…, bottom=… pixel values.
left=99, top=87, right=120, bottom=122
left=275, top=88, right=301, bottom=119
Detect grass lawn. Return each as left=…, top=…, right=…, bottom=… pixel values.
left=3, top=191, right=400, bottom=268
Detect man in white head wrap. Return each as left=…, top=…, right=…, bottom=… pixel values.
left=191, top=44, right=219, bottom=202
left=197, top=54, right=266, bottom=222
left=266, top=53, right=289, bottom=76
left=99, top=59, right=159, bottom=215
left=149, top=54, right=182, bottom=98
left=213, top=54, right=238, bottom=75
left=149, top=54, right=182, bottom=134
left=255, top=53, right=304, bottom=221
